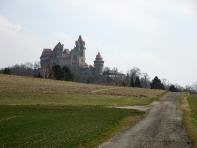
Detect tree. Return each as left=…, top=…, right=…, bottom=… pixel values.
left=130, top=77, right=135, bottom=87
left=185, top=82, right=197, bottom=93
left=3, top=68, right=11, bottom=75
left=34, top=61, right=41, bottom=70
left=103, top=67, right=111, bottom=75
left=169, top=85, right=177, bottom=92
left=140, top=73, right=151, bottom=88
left=41, top=65, right=51, bottom=79
left=128, top=67, right=141, bottom=87
left=52, top=65, right=74, bottom=81
left=62, top=66, right=73, bottom=81
left=151, top=76, right=165, bottom=90
left=193, top=82, right=197, bottom=93
left=162, top=78, right=170, bottom=90
left=52, top=65, right=64, bottom=80
left=135, top=76, right=141, bottom=88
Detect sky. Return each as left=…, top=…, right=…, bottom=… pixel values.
left=0, top=0, right=197, bottom=86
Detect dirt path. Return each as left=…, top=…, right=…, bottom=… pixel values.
left=113, top=101, right=159, bottom=112
left=100, top=92, right=191, bottom=148
left=91, top=87, right=118, bottom=93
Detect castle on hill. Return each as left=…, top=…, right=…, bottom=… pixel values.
left=40, top=35, right=104, bottom=79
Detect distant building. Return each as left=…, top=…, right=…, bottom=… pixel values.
left=40, top=35, right=104, bottom=78
left=94, top=52, right=104, bottom=76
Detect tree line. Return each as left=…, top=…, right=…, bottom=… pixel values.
left=0, top=63, right=73, bottom=81
left=0, top=62, right=196, bottom=93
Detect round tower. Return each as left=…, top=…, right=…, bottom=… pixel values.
left=94, top=52, right=104, bottom=75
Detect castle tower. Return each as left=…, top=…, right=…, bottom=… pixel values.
left=71, top=35, right=87, bottom=69
left=94, top=52, right=104, bottom=75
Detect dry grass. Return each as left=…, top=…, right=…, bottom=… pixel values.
left=0, top=74, right=165, bottom=98
left=182, top=93, right=197, bottom=148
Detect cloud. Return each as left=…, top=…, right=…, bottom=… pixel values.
left=0, top=16, right=42, bottom=67
left=0, top=16, right=23, bottom=32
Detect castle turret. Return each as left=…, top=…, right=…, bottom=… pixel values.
left=71, top=35, right=87, bottom=69
left=94, top=52, right=104, bottom=75
left=75, top=35, right=86, bottom=50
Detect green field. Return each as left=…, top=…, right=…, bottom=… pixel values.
left=0, top=106, right=143, bottom=147
left=0, top=74, right=165, bottom=147
left=182, top=94, right=197, bottom=148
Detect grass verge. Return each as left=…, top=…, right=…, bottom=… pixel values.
left=182, top=93, right=197, bottom=148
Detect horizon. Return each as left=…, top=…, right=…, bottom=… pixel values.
left=0, top=0, right=197, bottom=86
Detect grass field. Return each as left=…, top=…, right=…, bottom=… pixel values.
left=182, top=94, right=197, bottom=148
left=0, top=74, right=165, bottom=147
left=0, top=106, right=143, bottom=147
left=0, top=74, right=165, bottom=106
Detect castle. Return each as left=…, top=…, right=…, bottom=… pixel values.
left=40, top=35, right=104, bottom=78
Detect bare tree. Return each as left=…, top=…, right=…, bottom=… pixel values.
left=162, top=78, right=170, bottom=90
left=34, top=61, right=41, bottom=70
left=185, top=82, right=197, bottom=94
left=127, top=67, right=141, bottom=87
left=41, top=65, right=51, bottom=79
left=140, top=73, right=151, bottom=88
left=24, top=62, right=34, bottom=69
left=192, top=81, right=197, bottom=93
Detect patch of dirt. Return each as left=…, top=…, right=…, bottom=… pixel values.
left=114, top=106, right=150, bottom=112
left=0, top=115, right=21, bottom=122
left=113, top=101, right=159, bottom=112
left=90, top=88, right=118, bottom=93
left=100, top=93, right=191, bottom=148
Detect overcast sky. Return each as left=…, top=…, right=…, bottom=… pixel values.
left=0, top=0, right=197, bottom=86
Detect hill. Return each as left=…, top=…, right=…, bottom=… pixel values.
left=0, top=74, right=165, bottom=147
left=0, top=74, right=165, bottom=106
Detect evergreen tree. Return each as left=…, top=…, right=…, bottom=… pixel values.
left=130, top=77, right=135, bottom=87
left=62, top=66, right=73, bottom=81
left=169, top=85, right=177, bottom=92
left=52, top=65, right=64, bottom=80
left=151, top=76, right=165, bottom=90
left=135, top=76, right=142, bottom=88
left=3, top=68, right=11, bottom=75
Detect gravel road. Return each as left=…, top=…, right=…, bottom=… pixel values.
left=100, top=92, right=191, bottom=148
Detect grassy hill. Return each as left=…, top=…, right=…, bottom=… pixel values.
left=0, top=74, right=165, bottom=147
left=0, top=74, right=165, bottom=106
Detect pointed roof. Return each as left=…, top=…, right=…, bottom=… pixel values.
left=54, top=42, right=63, bottom=49
left=78, top=35, right=85, bottom=45
left=96, top=52, right=103, bottom=60
left=78, top=35, right=83, bottom=41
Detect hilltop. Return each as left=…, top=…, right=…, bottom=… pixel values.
left=0, top=74, right=165, bottom=106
